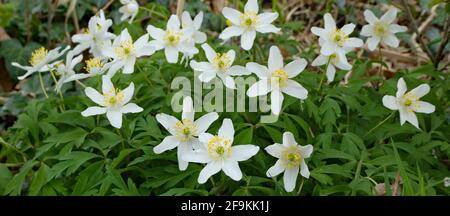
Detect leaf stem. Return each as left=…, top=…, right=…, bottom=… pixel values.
left=364, top=111, right=395, bottom=137
left=38, top=73, right=49, bottom=98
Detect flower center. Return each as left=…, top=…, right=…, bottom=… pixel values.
left=104, top=89, right=124, bottom=107
left=270, top=68, right=289, bottom=87
left=84, top=58, right=104, bottom=73
left=175, top=119, right=198, bottom=141
left=282, top=146, right=302, bottom=168
left=330, top=29, right=348, bottom=47
left=240, top=12, right=257, bottom=29
left=30, top=47, right=48, bottom=66
left=207, top=136, right=232, bottom=160
left=213, top=53, right=232, bottom=71
left=164, top=30, right=183, bottom=46
left=226, top=19, right=233, bottom=26
left=401, top=93, right=420, bottom=112
left=374, top=22, right=388, bottom=36
left=329, top=53, right=340, bottom=64
left=114, top=39, right=135, bottom=59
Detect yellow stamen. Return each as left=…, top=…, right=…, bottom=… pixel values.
left=374, top=22, right=388, bottom=36
left=207, top=136, right=232, bottom=159
left=175, top=119, right=198, bottom=141
left=213, top=53, right=232, bottom=71
left=271, top=68, right=289, bottom=87
left=240, top=11, right=258, bottom=29
left=163, top=30, right=183, bottom=46
left=30, top=47, right=48, bottom=66
left=84, top=58, right=104, bottom=73
left=282, top=146, right=302, bottom=168
left=330, top=29, right=348, bottom=47
left=114, top=39, right=135, bottom=59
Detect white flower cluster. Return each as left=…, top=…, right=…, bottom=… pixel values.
left=10, top=1, right=436, bottom=192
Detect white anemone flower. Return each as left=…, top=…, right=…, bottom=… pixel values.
left=181, top=11, right=207, bottom=44
left=54, top=51, right=84, bottom=92
left=382, top=78, right=435, bottom=129
left=119, top=0, right=139, bottom=23
left=183, top=118, right=260, bottom=183
left=65, top=57, right=111, bottom=82
left=104, top=29, right=155, bottom=76
left=190, top=43, right=250, bottom=89
left=154, top=96, right=219, bottom=171
left=147, top=15, right=199, bottom=63
left=361, top=8, right=408, bottom=51
left=72, top=10, right=115, bottom=58
left=219, top=0, right=280, bottom=50
left=81, top=75, right=143, bottom=129
left=12, top=46, right=70, bottom=80
left=311, top=52, right=352, bottom=83
left=265, top=132, right=313, bottom=192
left=311, top=13, right=363, bottom=59
left=246, top=46, right=308, bottom=115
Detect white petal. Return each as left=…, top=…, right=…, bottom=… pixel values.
left=399, top=109, right=419, bottom=128
left=198, top=71, right=217, bottom=82
left=282, top=80, right=308, bottom=100
left=382, top=34, right=400, bottom=48
left=396, top=78, right=407, bottom=97
left=194, top=112, right=219, bottom=134
left=311, top=27, right=326, bottom=37
left=266, top=159, right=286, bottom=177
left=283, top=166, right=299, bottom=192
left=199, top=133, right=214, bottom=144
left=323, top=13, right=336, bottom=30
left=326, top=63, right=336, bottom=83
left=268, top=46, right=284, bottom=71
left=106, top=111, right=123, bottom=128
left=177, top=142, right=190, bottom=171
left=102, top=75, right=114, bottom=95
left=156, top=113, right=179, bottom=135
left=226, top=49, right=236, bottom=63
left=284, top=58, right=307, bottom=78
left=246, top=62, right=269, bottom=78
left=241, top=30, right=256, bottom=50
left=265, top=143, right=284, bottom=158
left=367, top=36, right=381, bottom=51
left=153, top=135, right=180, bottom=154
left=311, top=54, right=328, bottom=66
left=343, top=38, right=364, bottom=48
left=222, top=7, right=241, bottom=25
left=230, top=145, right=259, bottom=161
left=201, top=43, right=217, bottom=63
left=219, top=26, right=245, bottom=40
left=256, top=24, right=280, bottom=33
left=245, top=0, right=258, bottom=13
left=165, top=46, right=179, bottom=63
left=218, top=118, right=234, bottom=141
left=85, top=87, right=105, bottom=106
left=247, top=79, right=271, bottom=97
left=228, top=65, right=251, bottom=76
left=389, top=24, right=408, bottom=33
left=167, top=15, right=181, bottom=29
left=299, top=160, right=310, bottom=178
left=193, top=32, right=207, bottom=44
left=364, top=10, right=379, bottom=24
left=257, top=12, right=278, bottom=24
left=182, top=96, right=194, bottom=121
left=361, top=25, right=374, bottom=37
left=120, top=103, right=143, bottom=113
left=222, top=160, right=243, bottom=181
left=409, top=84, right=430, bottom=98
left=217, top=73, right=236, bottom=89
left=283, top=131, right=297, bottom=147
left=320, top=41, right=336, bottom=56
left=198, top=161, right=222, bottom=184
left=183, top=149, right=212, bottom=163
left=341, top=23, right=355, bottom=36
left=299, top=144, right=313, bottom=158
left=270, top=90, right=284, bottom=115
left=416, top=101, right=435, bottom=114
left=194, top=11, right=204, bottom=29
left=382, top=95, right=399, bottom=110
left=190, top=60, right=215, bottom=72
left=81, top=107, right=107, bottom=117
left=380, top=8, right=398, bottom=24
left=121, top=82, right=135, bottom=104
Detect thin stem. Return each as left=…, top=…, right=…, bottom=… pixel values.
left=364, top=111, right=395, bottom=137
left=296, top=178, right=305, bottom=196
left=317, top=58, right=331, bottom=92
left=50, top=70, right=65, bottom=111
left=75, top=80, right=87, bottom=88
left=378, top=47, right=383, bottom=78
left=38, top=73, right=49, bottom=98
